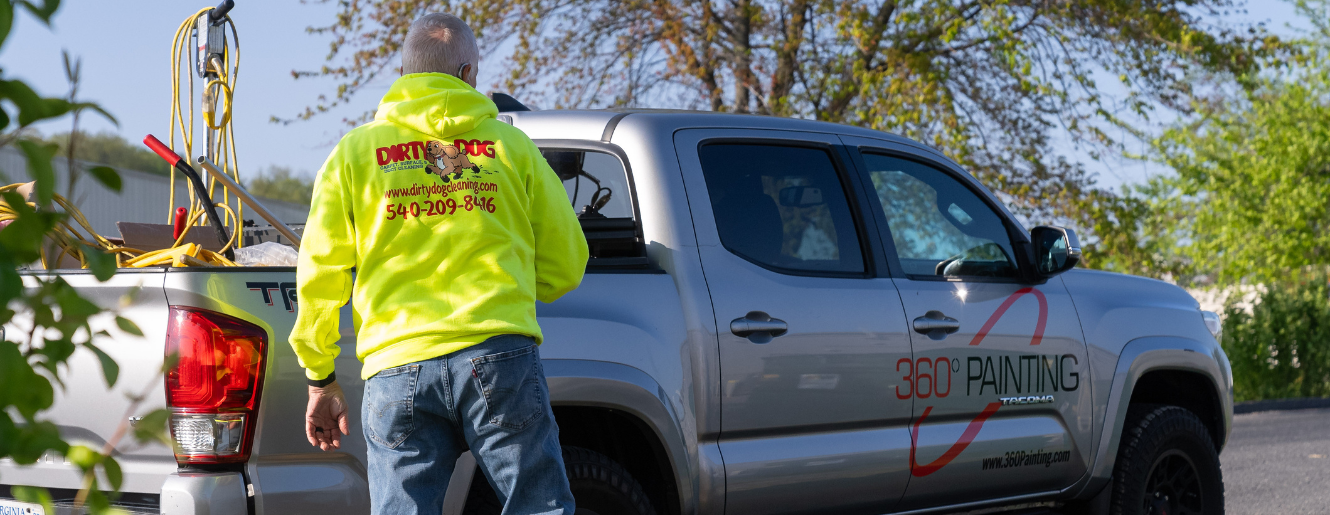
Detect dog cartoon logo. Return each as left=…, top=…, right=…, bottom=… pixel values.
left=424, top=141, right=480, bottom=182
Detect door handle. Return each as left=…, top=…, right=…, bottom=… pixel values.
left=913, top=310, right=960, bottom=340
left=730, top=311, right=788, bottom=344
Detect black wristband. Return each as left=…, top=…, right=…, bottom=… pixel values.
left=307, top=371, right=337, bottom=387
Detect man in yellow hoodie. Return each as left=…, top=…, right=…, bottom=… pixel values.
left=289, top=13, right=588, bottom=515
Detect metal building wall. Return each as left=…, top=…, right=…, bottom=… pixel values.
left=0, top=146, right=309, bottom=238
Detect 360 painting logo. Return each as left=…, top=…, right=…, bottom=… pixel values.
left=907, top=287, right=1076, bottom=477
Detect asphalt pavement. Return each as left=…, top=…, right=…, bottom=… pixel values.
left=1222, top=406, right=1330, bottom=514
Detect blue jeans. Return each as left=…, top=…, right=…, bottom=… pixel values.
left=362, top=334, right=575, bottom=515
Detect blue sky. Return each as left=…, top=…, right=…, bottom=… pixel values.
left=0, top=0, right=1314, bottom=189
left=1, top=1, right=418, bottom=176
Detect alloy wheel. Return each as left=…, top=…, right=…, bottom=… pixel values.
left=1143, top=449, right=1204, bottom=515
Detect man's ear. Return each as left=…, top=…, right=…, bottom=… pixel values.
left=460, top=63, right=476, bottom=87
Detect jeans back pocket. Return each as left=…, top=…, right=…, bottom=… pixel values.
left=470, top=345, right=544, bottom=432
left=364, top=364, right=419, bottom=449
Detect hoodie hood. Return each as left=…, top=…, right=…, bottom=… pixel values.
left=375, top=73, right=499, bottom=140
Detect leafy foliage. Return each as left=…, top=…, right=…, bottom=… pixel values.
left=292, top=0, right=1289, bottom=235
left=0, top=1, right=170, bottom=513
left=1161, top=80, right=1330, bottom=281
left=1223, top=272, right=1330, bottom=402
left=35, top=131, right=172, bottom=177
left=244, top=166, right=314, bottom=205
left=1093, top=0, right=1330, bottom=284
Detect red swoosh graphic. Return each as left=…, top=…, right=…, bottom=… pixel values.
left=968, top=287, right=1047, bottom=346
left=910, top=287, right=1049, bottom=477
left=910, top=402, right=1003, bottom=477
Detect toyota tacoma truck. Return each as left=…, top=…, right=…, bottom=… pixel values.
left=2, top=109, right=1232, bottom=515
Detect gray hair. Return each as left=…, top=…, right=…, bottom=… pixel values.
left=401, top=13, right=480, bottom=77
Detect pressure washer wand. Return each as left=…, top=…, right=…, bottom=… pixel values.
left=144, top=134, right=234, bottom=260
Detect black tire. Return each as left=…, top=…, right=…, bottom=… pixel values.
left=1109, top=405, right=1224, bottom=515
left=462, top=446, right=656, bottom=515
left=564, top=446, right=657, bottom=515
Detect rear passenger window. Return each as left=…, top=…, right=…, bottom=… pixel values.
left=698, top=143, right=864, bottom=274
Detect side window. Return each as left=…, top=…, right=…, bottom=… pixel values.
left=698, top=143, right=864, bottom=274
left=541, top=149, right=633, bottom=218
left=862, top=153, right=1018, bottom=279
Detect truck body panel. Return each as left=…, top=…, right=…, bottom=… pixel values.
left=3, top=110, right=1233, bottom=515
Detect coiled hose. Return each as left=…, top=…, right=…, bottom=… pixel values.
left=168, top=6, right=245, bottom=245
left=1, top=182, right=238, bottom=268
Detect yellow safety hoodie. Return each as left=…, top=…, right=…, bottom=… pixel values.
left=290, top=73, right=588, bottom=381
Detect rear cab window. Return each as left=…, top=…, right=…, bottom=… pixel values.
left=539, top=146, right=648, bottom=270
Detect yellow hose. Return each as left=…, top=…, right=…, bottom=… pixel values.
left=168, top=7, right=245, bottom=244
left=0, top=7, right=257, bottom=270
left=1, top=183, right=239, bottom=269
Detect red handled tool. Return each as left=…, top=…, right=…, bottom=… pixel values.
left=172, top=207, right=188, bottom=240
left=144, top=134, right=234, bottom=260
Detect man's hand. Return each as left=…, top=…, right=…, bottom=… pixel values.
left=306, top=381, right=350, bottom=451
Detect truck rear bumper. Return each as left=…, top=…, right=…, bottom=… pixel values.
left=161, top=472, right=248, bottom=515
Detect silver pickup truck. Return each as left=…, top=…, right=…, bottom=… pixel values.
left=4, top=110, right=1232, bottom=515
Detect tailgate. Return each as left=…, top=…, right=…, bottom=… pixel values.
left=161, top=267, right=371, bottom=514
left=1, top=269, right=175, bottom=494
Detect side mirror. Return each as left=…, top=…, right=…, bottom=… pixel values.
left=1029, top=226, right=1081, bottom=277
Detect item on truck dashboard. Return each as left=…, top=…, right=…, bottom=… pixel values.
left=233, top=241, right=299, bottom=267
left=196, top=157, right=302, bottom=249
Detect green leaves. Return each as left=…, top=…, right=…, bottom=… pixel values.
left=102, top=453, right=123, bottom=491
left=53, top=278, right=100, bottom=319
left=65, top=444, right=129, bottom=510
left=1223, top=272, right=1330, bottom=401
left=85, top=342, right=118, bottom=388
left=3, top=420, right=66, bottom=464
left=11, top=486, right=53, bottom=515
left=1136, top=50, right=1330, bottom=285
left=132, top=409, right=172, bottom=447
left=0, top=191, right=59, bottom=263
left=81, top=243, right=116, bottom=281
left=0, top=3, right=144, bottom=514
left=66, top=444, right=129, bottom=509
left=17, top=0, right=61, bottom=24
left=0, top=340, right=55, bottom=420
left=0, top=80, right=112, bottom=133
left=87, top=166, right=122, bottom=192
left=303, top=0, right=1295, bottom=248
left=115, top=316, right=142, bottom=337
left=16, top=139, right=57, bottom=205
left=65, top=444, right=101, bottom=469
left=0, top=2, right=12, bottom=56
left=0, top=79, right=70, bottom=129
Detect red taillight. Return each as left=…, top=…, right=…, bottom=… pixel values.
left=165, top=307, right=267, bottom=465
